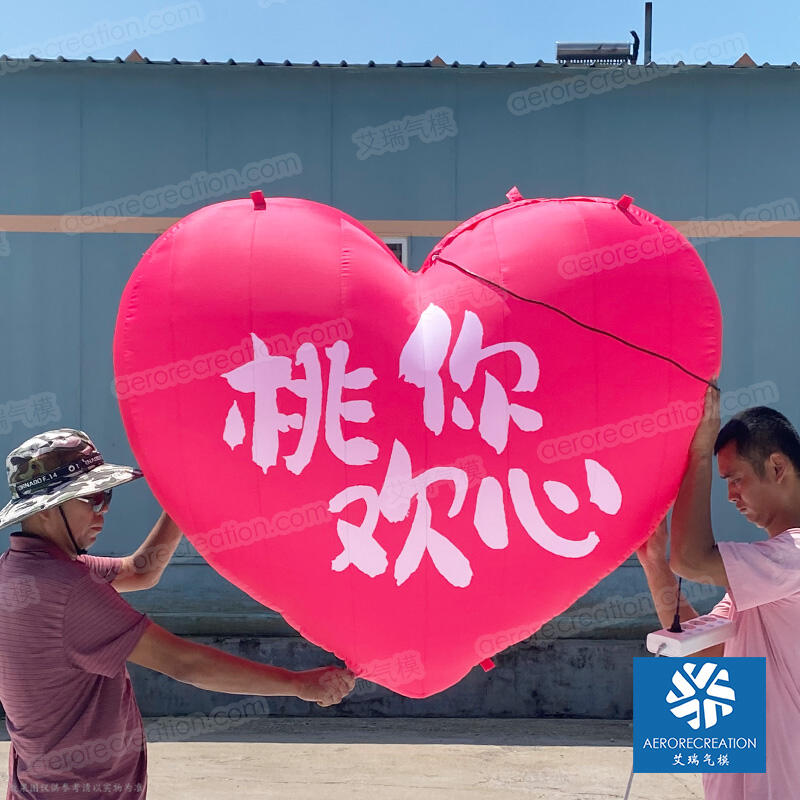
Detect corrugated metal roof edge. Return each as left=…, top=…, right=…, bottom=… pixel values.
left=2, top=54, right=800, bottom=71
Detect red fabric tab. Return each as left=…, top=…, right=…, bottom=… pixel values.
left=616, top=194, right=633, bottom=210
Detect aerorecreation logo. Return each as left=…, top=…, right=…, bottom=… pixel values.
left=633, top=657, right=765, bottom=773
left=667, top=662, right=735, bottom=730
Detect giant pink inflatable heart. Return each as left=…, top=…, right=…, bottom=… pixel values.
left=114, top=192, right=721, bottom=697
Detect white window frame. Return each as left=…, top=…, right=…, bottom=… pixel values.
left=381, top=236, right=409, bottom=268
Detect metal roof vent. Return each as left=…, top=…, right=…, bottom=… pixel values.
left=556, top=32, right=639, bottom=65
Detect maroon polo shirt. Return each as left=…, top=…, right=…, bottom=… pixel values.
left=0, top=533, right=152, bottom=799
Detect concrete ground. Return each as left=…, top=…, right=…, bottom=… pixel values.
left=0, top=718, right=704, bottom=800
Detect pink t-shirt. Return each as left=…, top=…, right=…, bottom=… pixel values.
left=0, top=533, right=152, bottom=799
left=702, top=529, right=800, bottom=800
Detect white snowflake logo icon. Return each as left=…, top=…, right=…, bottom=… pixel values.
left=666, top=662, right=736, bottom=730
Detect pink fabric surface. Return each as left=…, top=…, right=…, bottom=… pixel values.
left=702, top=529, right=800, bottom=800
left=114, top=194, right=722, bottom=697
left=0, top=534, right=152, bottom=799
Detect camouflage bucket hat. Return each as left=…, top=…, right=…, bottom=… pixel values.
left=0, top=428, right=143, bottom=531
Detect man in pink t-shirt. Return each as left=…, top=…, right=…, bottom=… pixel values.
left=0, top=429, right=355, bottom=799
left=638, top=385, right=800, bottom=800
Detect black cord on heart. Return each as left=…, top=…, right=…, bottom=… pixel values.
left=433, top=255, right=720, bottom=392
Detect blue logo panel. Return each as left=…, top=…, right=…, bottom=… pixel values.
left=633, top=657, right=766, bottom=773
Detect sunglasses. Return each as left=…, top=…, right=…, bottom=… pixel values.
left=75, top=489, right=113, bottom=513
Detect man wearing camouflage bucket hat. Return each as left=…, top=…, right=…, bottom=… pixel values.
left=0, top=428, right=145, bottom=553
left=0, top=429, right=354, bottom=799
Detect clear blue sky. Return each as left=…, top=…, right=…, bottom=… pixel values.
left=3, top=0, right=798, bottom=66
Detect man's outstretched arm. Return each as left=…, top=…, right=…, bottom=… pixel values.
left=128, top=622, right=356, bottom=706
left=113, top=512, right=183, bottom=592
left=670, top=383, right=729, bottom=588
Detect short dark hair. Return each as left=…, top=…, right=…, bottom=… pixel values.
left=714, top=406, right=800, bottom=477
